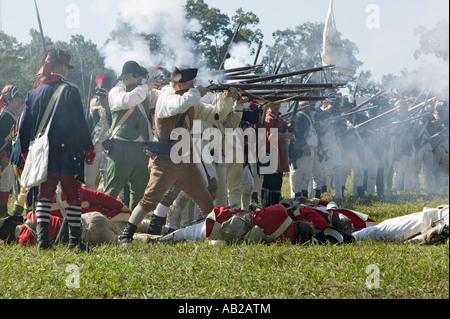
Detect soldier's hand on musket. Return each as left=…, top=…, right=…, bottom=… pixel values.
left=196, top=85, right=211, bottom=97
left=425, top=226, right=446, bottom=245
left=237, top=95, right=250, bottom=104
left=225, top=87, right=239, bottom=100
left=147, top=82, right=160, bottom=90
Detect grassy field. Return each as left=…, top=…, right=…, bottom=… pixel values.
left=0, top=179, right=448, bottom=303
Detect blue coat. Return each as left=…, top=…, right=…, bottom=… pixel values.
left=19, top=79, right=94, bottom=182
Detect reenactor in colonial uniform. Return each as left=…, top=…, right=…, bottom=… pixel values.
left=104, top=61, right=160, bottom=210
left=289, top=101, right=318, bottom=199
left=338, top=94, right=366, bottom=198
left=85, top=87, right=110, bottom=190
left=0, top=85, right=21, bottom=217
left=118, top=66, right=238, bottom=244
left=18, top=48, right=95, bottom=250
left=314, top=92, right=344, bottom=199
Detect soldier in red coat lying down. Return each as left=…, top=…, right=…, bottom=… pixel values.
left=156, top=197, right=375, bottom=245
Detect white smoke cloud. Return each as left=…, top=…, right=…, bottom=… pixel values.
left=92, top=0, right=201, bottom=76
left=224, top=42, right=253, bottom=70
left=392, top=61, right=449, bottom=97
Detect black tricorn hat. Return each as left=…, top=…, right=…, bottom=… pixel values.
left=171, top=67, right=198, bottom=83
left=0, top=215, right=24, bottom=243
left=118, top=61, right=149, bottom=80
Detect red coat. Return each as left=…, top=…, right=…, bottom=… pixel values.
left=205, top=205, right=297, bottom=242
left=51, top=188, right=128, bottom=219
left=288, top=199, right=377, bottom=231
left=264, top=111, right=290, bottom=173
left=17, top=212, right=62, bottom=246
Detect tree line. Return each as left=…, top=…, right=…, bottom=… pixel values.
left=0, top=0, right=448, bottom=104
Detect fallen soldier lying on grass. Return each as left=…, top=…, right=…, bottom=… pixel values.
left=153, top=199, right=449, bottom=246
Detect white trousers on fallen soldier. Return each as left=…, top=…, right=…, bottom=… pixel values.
left=353, top=206, right=448, bottom=242
left=171, top=221, right=206, bottom=243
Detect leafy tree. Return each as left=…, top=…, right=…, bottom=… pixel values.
left=0, top=31, right=27, bottom=96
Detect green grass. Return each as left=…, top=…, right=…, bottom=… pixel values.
left=1, top=177, right=449, bottom=300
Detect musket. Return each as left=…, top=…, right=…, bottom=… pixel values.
left=430, top=127, right=449, bottom=151
left=0, top=138, right=12, bottom=155
left=348, top=89, right=387, bottom=113
left=208, top=82, right=346, bottom=91
left=206, top=64, right=262, bottom=76
left=86, top=71, right=94, bottom=120
left=234, top=65, right=336, bottom=84
left=219, top=22, right=243, bottom=70
left=223, top=74, right=267, bottom=81
left=316, top=105, right=380, bottom=124
left=406, top=216, right=446, bottom=242
left=245, top=89, right=315, bottom=95
left=353, top=106, right=400, bottom=130
left=273, top=50, right=286, bottom=76
left=77, top=41, right=88, bottom=115
left=243, top=94, right=329, bottom=103
left=253, top=41, right=263, bottom=66
left=408, top=97, right=436, bottom=113
left=280, top=103, right=310, bottom=119
left=34, top=0, right=47, bottom=54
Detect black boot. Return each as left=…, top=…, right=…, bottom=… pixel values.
left=261, top=188, right=270, bottom=208
left=118, top=222, right=137, bottom=245
left=36, top=222, right=54, bottom=250
left=294, top=192, right=303, bottom=199
left=147, top=215, right=166, bottom=235
left=357, top=186, right=365, bottom=198
left=251, top=192, right=259, bottom=203
left=68, top=226, right=91, bottom=252
left=270, top=191, right=281, bottom=206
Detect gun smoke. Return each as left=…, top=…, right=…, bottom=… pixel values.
left=92, top=0, right=202, bottom=76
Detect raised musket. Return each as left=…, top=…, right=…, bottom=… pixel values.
left=253, top=41, right=263, bottom=65
left=316, top=105, right=380, bottom=124
left=233, top=65, right=336, bottom=84
left=207, top=82, right=346, bottom=91
left=219, top=22, right=243, bottom=70
left=353, top=106, right=400, bottom=130
left=206, top=64, right=263, bottom=76
left=348, top=89, right=387, bottom=113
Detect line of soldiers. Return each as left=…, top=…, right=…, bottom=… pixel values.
left=289, top=92, right=449, bottom=201
left=0, top=51, right=449, bottom=249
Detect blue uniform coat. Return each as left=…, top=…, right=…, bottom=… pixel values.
left=18, top=79, right=93, bottom=182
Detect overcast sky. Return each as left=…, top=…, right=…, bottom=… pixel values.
left=1, top=0, right=448, bottom=81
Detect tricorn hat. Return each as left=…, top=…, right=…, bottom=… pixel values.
left=171, top=67, right=198, bottom=83
left=118, top=61, right=149, bottom=80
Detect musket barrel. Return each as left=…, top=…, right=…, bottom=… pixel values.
left=208, top=83, right=346, bottom=91
left=235, top=65, right=335, bottom=84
